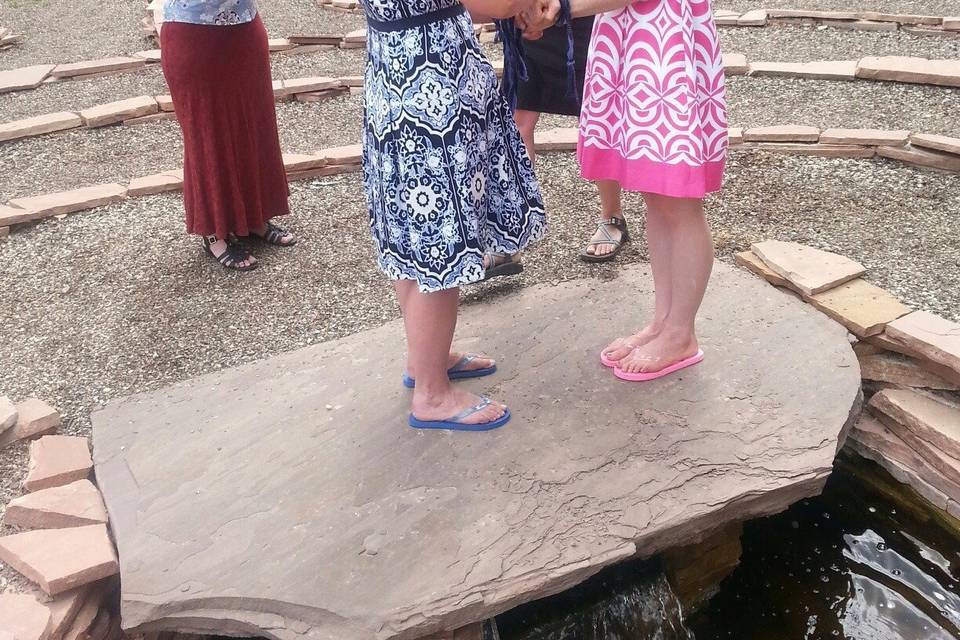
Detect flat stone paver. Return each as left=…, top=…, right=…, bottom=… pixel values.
left=0, top=112, right=83, bottom=144
left=870, top=389, right=960, bottom=461
left=91, top=265, right=860, bottom=640
left=0, top=525, right=118, bottom=596
left=0, top=65, right=55, bottom=94
left=751, top=240, right=866, bottom=296
left=0, top=594, right=51, bottom=640
left=5, top=479, right=108, bottom=529
left=885, top=311, right=960, bottom=376
left=806, top=278, right=911, bottom=337
left=0, top=398, right=60, bottom=449
left=24, top=436, right=93, bottom=492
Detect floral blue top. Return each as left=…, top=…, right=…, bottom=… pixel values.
left=163, top=0, right=258, bottom=25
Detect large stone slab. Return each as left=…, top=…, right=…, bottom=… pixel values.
left=91, top=265, right=861, bottom=640
left=51, top=57, right=145, bottom=79
left=0, top=396, right=16, bottom=435
left=6, top=184, right=127, bottom=224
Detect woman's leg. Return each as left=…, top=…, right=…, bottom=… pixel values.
left=397, top=283, right=494, bottom=380
left=617, top=195, right=713, bottom=374
left=601, top=195, right=673, bottom=359
left=584, top=180, right=625, bottom=258
left=397, top=281, right=505, bottom=423
left=514, top=109, right=541, bottom=164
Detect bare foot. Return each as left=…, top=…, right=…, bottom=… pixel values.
left=411, top=387, right=506, bottom=425
left=409, top=351, right=495, bottom=379
left=602, top=324, right=662, bottom=364
left=616, top=330, right=699, bottom=375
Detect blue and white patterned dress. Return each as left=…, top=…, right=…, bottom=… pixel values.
left=361, top=0, right=547, bottom=292
left=162, top=0, right=258, bottom=25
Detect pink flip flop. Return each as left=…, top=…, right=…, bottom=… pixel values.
left=613, top=350, right=705, bottom=382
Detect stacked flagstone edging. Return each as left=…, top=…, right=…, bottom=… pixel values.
left=0, top=397, right=124, bottom=640
left=733, top=242, right=960, bottom=524
left=3, top=125, right=960, bottom=235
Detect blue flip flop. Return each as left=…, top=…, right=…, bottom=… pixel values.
left=402, top=354, right=497, bottom=389
left=409, top=396, right=511, bottom=432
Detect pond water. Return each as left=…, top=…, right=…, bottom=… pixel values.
left=496, top=452, right=960, bottom=640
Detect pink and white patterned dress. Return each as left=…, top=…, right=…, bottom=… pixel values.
left=578, top=0, right=727, bottom=198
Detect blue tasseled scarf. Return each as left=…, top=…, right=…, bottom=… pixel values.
left=495, top=0, right=577, bottom=112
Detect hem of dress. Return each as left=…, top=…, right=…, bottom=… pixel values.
left=374, top=216, right=547, bottom=293
left=577, top=146, right=726, bottom=199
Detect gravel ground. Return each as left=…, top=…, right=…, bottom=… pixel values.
left=4, top=74, right=959, bottom=201
left=0, top=0, right=363, bottom=69
left=1, top=95, right=364, bottom=201
left=719, top=24, right=960, bottom=61
left=0, top=48, right=368, bottom=122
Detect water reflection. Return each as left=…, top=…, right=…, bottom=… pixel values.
left=689, top=453, right=960, bottom=639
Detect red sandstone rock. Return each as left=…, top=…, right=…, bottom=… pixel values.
left=885, top=311, right=960, bottom=376
left=51, top=57, right=144, bottom=79
left=0, top=398, right=60, bottom=449
left=5, top=479, right=108, bottom=528
left=0, top=525, right=119, bottom=596
left=0, top=594, right=51, bottom=640
left=750, top=240, right=865, bottom=296
left=24, top=436, right=92, bottom=492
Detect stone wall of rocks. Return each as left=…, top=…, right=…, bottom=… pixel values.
left=0, top=398, right=122, bottom=640
left=733, top=242, right=960, bottom=525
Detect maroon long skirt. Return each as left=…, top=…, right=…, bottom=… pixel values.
left=160, top=16, right=290, bottom=238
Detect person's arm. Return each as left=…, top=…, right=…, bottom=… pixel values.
left=569, top=0, right=632, bottom=18
left=521, top=0, right=631, bottom=32
left=462, top=0, right=535, bottom=20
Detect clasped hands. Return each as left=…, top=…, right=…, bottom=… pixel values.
left=514, top=0, right=562, bottom=40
